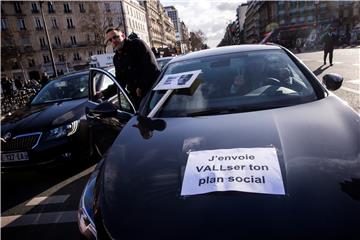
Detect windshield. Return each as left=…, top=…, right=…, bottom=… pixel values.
left=148, top=49, right=318, bottom=117
left=31, top=72, right=89, bottom=104
left=157, top=57, right=173, bottom=69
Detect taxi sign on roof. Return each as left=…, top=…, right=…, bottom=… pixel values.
left=181, top=147, right=285, bottom=196
left=153, top=70, right=201, bottom=91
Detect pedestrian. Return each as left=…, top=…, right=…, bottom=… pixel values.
left=41, top=72, right=49, bottom=86
left=322, top=28, right=335, bottom=66
left=14, top=77, right=23, bottom=90
left=105, top=27, right=160, bottom=109
left=151, top=47, right=160, bottom=58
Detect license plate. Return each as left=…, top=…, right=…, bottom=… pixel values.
left=1, top=152, right=29, bottom=162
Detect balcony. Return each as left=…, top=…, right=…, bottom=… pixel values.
left=32, top=9, right=39, bottom=13
left=80, top=9, right=86, bottom=13
left=64, top=9, right=72, bottom=14
left=67, top=25, right=75, bottom=29
left=40, top=45, right=48, bottom=50
left=36, top=26, right=43, bottom=31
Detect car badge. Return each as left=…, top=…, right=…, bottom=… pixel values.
left=3, top=132, right=12, bottom=141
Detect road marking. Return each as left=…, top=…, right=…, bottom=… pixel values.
left=353, top=64, right=359, bottom=66
left=341, top=87, right=360, bottom=95
left=1, top=164, right=95, bottom=217
left=316, top=60, right=343, bottom=64
left=347, top=80, right=360, bottom=85
left=25, top=195, right=70, bottom=206
left=1, top=211, right=77, bottom=228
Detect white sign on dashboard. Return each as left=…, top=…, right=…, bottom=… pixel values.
left=153, top=70, right=202, bottom=91
left=181, top=147, right=285, bottom=196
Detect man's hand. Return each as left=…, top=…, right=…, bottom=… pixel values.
left=136, top=88, right=142, bottom=97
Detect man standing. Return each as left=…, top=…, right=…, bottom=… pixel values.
left=323, top=28, right=335, bottom=66
left=105, top=27, right=160, bottom=108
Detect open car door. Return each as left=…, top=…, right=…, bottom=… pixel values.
left=85, top=68, right=136, bottom=158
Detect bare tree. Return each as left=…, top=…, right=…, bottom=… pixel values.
left=190, top=30, right=208, bottom=51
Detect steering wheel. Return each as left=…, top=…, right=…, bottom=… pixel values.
left=264, top=77, right=283, bottom=86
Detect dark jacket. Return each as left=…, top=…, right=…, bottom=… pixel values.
left=113, top=38, right=160, bottom=100
left=323, top=32, right=335, bottom=50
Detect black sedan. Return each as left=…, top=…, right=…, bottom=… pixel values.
left=1, top=68, right=135, bottom=169
left=78, top=45, right=359, bottom=239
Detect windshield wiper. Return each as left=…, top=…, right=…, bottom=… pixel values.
left=185, top=105, right=287, bottom=117
left=43, top=98, right=73, bottom=103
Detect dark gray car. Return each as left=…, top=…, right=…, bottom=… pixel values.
left=79, top=45, right=359, bottom=239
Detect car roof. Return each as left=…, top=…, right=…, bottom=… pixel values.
left=171, top=44, right=282, bottom=63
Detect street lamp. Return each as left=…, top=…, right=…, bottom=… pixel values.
left=39, top=1, right=57, bottom=77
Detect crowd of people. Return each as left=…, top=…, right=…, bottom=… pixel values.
left=1, top=76, right=42, bottom=115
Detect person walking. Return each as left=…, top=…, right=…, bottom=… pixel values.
left=41, top=72, right=49, bottom=87
left=323, top=28, right=335, bottom=66
left=105, top=27, right=160, bottom=109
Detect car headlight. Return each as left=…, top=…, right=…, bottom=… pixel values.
left=43, top=120, right=79, bottom=141
left=78, top=167, right=99, bottom=240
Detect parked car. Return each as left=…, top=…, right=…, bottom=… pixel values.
left=78, top=45, right=359, bottom=239
left=1, top=67, right=134, bottom=169
left=156, top=56, right=175, bottom=70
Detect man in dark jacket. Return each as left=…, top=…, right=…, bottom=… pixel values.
left=106, top=27, right=160, bottom=109
left=322, top=28, right=336, bottom=66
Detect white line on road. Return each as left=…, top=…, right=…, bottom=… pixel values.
left=1, top=211, right=77, bottom=228
left=347, top=80, right=360, bottom=85
left=341, top=87, right=360, bottom=95
left=316, top=60, right=344, bottom=64
left=25, top=195, right=70, bottom=206
left=353, top=64, right=359, bottom=66
left=1, top=164, right=96, bottom=226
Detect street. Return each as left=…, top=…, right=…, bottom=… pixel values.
left=1, top=47, right=359, bottom=240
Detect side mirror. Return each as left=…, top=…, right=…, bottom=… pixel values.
left=322, top=73, right=343, bottom=91
left=88, top=102, right=117, bottom=118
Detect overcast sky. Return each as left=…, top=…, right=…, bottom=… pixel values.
left=159, top=0, right=246, bottom=48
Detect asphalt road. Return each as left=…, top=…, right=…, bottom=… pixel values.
left=1, top=47, right=359, bottom=240
left=295, top=46, right=360, bottom=113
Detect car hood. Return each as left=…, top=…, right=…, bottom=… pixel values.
left=99, top=96, right=360, bottom=239
left=1, top=98, right=87, bottom=135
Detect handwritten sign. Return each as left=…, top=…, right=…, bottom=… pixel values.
left=153, top=70, right=202, bottom=91
left=181, top=148, right=285, bottom=196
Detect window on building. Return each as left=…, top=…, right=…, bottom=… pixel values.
left=73, top=52, right=81, bottom=61
left=14, top=2, right=22, bottom=13
left=58, top=54, right=65, bottom=62
left=97, top=50, right=102, bottom=54
left=105, top=3, right=111, bottom=12
left=35, top=17, right=42, bottom=30
left=64, top=3, right=71, bottom=13
left=40, top=37, right=46, bottom=47
left=28, top=59, right=36, bottom=68
left=31, top=2, right=39, bottom=13
left=79, top=3, right=85, bottom=12
left=67, top=18, right=74, bottom=28
left=51, top=18, right=58, bottom=28
left=43, top=55, right=50, bottom=63
left=89, top=51, right=93, bottom=57
left=48, top=2, right=55, bottom=13
left=70, top=36, right=77, bottom=45
left=55, top=36, right=61, bottom=46
left=1, top=19, right=8, bottom=31
left=17, top=18, right=26, bottom=30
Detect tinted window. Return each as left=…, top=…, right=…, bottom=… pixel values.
left=31, top=72, right=88, bottom=104
left=148, top=50, right=318, bottom=117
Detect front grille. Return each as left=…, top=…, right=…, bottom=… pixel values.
left=1, top=133, right=41, bottom=151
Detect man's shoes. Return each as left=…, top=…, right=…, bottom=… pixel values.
left=330, top=63, right=333, bottom=66
left=324, top=62, right=326, bottom=65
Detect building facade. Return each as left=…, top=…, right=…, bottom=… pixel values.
left=121, top=0, right=150, bottom=46
left=1, top=1, right=106, bottom=80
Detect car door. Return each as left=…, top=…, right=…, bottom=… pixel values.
left=86, top=68, right=136, bottom=157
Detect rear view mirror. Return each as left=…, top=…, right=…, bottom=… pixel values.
left=323, top=73, right=343, bottom=91
left=88, top=102, right=117, bottom=118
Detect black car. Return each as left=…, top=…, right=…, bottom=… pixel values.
left=1, top=68, right=135, bottom=169
left=78, top=45, right=359, bottom=239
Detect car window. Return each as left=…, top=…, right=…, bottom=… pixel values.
left=91, top=71, right=133, bottom=113
left=31, top=73, right=88, bottom=104
left=148, top=49, right=318, bottom=117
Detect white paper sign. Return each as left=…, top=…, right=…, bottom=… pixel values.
left=153, top=70, right=202, bottom=91
left=181, top=148, right=285, bottom=196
